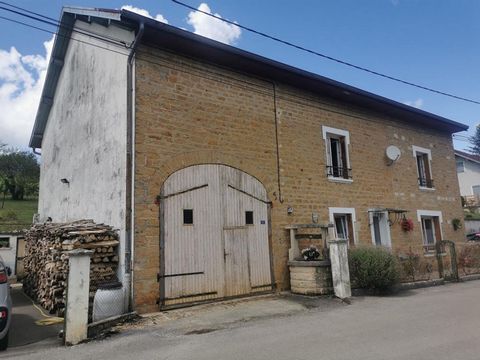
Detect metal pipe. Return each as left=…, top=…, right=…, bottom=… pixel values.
left=272, top=82, right=283, bottom=203
left=125, top=21, right=144, bottom=312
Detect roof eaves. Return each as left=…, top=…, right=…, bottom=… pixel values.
left=29, top=7, right=123, bottom=149
left=121, top=9, right=468, bottom=134
left=455, top=150, right=480, bottom=164
left=30, top=7, right=469, bottom=150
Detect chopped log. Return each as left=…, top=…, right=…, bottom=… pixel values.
left=23, top=220, right=119, bottom=318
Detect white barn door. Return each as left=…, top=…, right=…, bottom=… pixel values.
left=161, top=165, right=272, bottom=307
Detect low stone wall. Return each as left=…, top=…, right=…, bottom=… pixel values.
left=288, top=260, right=333, bottom=295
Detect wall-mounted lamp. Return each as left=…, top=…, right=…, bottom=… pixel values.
left=60, top=178, right=70, bottom=184
left=287, top=206, right=294, bottom=215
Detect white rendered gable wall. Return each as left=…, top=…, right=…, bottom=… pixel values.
left=38, top=20, right=134, bottom=282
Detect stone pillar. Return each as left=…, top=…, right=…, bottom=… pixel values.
left=328, top=239, right=351, bottom=299
left=64, top=249, right=93, bottom=346
left=288, top=228, right=300, bottom=261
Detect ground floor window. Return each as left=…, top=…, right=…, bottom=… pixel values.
left=417, top=210, right=442, bottom=253
left=368, top=210, right=392, bottom=248
left=0, top=237, right=9, bottom=248
left=329, top=207, right=356, bottom=247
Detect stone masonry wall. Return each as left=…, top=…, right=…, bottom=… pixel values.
left=133, top=45, right=464, bottom=313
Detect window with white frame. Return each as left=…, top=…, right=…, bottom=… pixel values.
left=456, top=160, right=465, bottom=173
left=412, top=146, right=434, bottom=189
left=417, top=210, right=442, bottom=253
left=329, top=207, right=356, bottom=246
left=322, top=126, right=352, bottom=180
left=368, top=210, right=392, bottom=248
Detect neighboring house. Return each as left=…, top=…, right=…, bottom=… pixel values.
left=455, top=150, right=480, bottom=204
left=0, top=201, right=35, bottom=281
left=30, top=7, right=468, bottom=313
left=0, top=232, right=25, bottom=281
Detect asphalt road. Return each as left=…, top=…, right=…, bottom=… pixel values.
left=8, top=286, right=62, bottom=348
left=5, top=281, right=480, bottom=360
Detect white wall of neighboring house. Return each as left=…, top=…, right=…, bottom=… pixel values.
left=456, top=155, right=480, bottom=196
left=38, top=20, right=134, bottom=282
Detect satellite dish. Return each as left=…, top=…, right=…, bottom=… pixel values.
left=386, top=145, right=401, bottom=164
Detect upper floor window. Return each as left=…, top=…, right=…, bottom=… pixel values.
left=456, top=160, right=465, bottom=173
left=322, top=126, right=352, bottom=181
left=412, top=145, right=434, bottom=189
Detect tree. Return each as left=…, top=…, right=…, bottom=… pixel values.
left=469, top=125, right=480, bottom=155
left=0, top=147, right=40, bottom=202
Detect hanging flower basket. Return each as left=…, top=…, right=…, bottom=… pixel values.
left=401, top=218, right=414, bottom=232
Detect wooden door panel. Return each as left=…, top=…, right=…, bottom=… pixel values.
left=16, top=237, right=25, bottom=279
left=162, top=164, right=272, bottom=306
left=223, top=167, right=271, bottom=291
left=224, top=229, right=250, bottom=297
left=163, top=165, right=223, bottom=303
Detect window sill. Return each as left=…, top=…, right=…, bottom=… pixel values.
left=419, top=187, right=435, bottom=192
left=423, top=252, right=446, bottom=257
left=0, top=248, right=12, bottom=251
left=327, top=176, right=353, bottom=184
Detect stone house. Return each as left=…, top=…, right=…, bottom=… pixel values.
left=30, top=7, right=467, bottom=313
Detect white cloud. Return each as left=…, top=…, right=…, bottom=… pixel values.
left=121, top=5, right=168, bottom=24
left=404, top=98, right=424, bottom=109
left=0, top=36, right=54, bottom=149
left=187, top=3, right=241, bottom=45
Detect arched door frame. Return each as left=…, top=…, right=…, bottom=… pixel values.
left=158, top=164, right=274, bottom=309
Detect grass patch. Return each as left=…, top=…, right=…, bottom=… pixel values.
left=465, top=212, right=480, bottom=221
left=0, top=198, right=38, bottom=232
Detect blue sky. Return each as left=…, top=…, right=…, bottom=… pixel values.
left=0, top=0, right=479, bottom=150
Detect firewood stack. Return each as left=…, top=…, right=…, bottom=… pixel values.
left=23, top=220, right=119, bottom=317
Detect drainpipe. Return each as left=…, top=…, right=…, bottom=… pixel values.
left=125, top=21, right=144, bottom=312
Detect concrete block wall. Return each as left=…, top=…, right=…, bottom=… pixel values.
left=132, top=45, right=464, bottom=313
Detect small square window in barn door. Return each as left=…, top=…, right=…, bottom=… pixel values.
left=245, top=211, right=254, bottom=225
left=183, top=209, right=193, bottom=225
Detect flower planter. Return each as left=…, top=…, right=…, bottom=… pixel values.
left=288, top=260, right=333, bottom=295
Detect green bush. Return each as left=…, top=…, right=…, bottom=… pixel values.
left=349, top=247, right=400, bottom=290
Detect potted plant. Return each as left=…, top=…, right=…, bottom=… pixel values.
left=452, top=218, right=462, bottom=231
left=301, top=245, right=320, bottom=261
